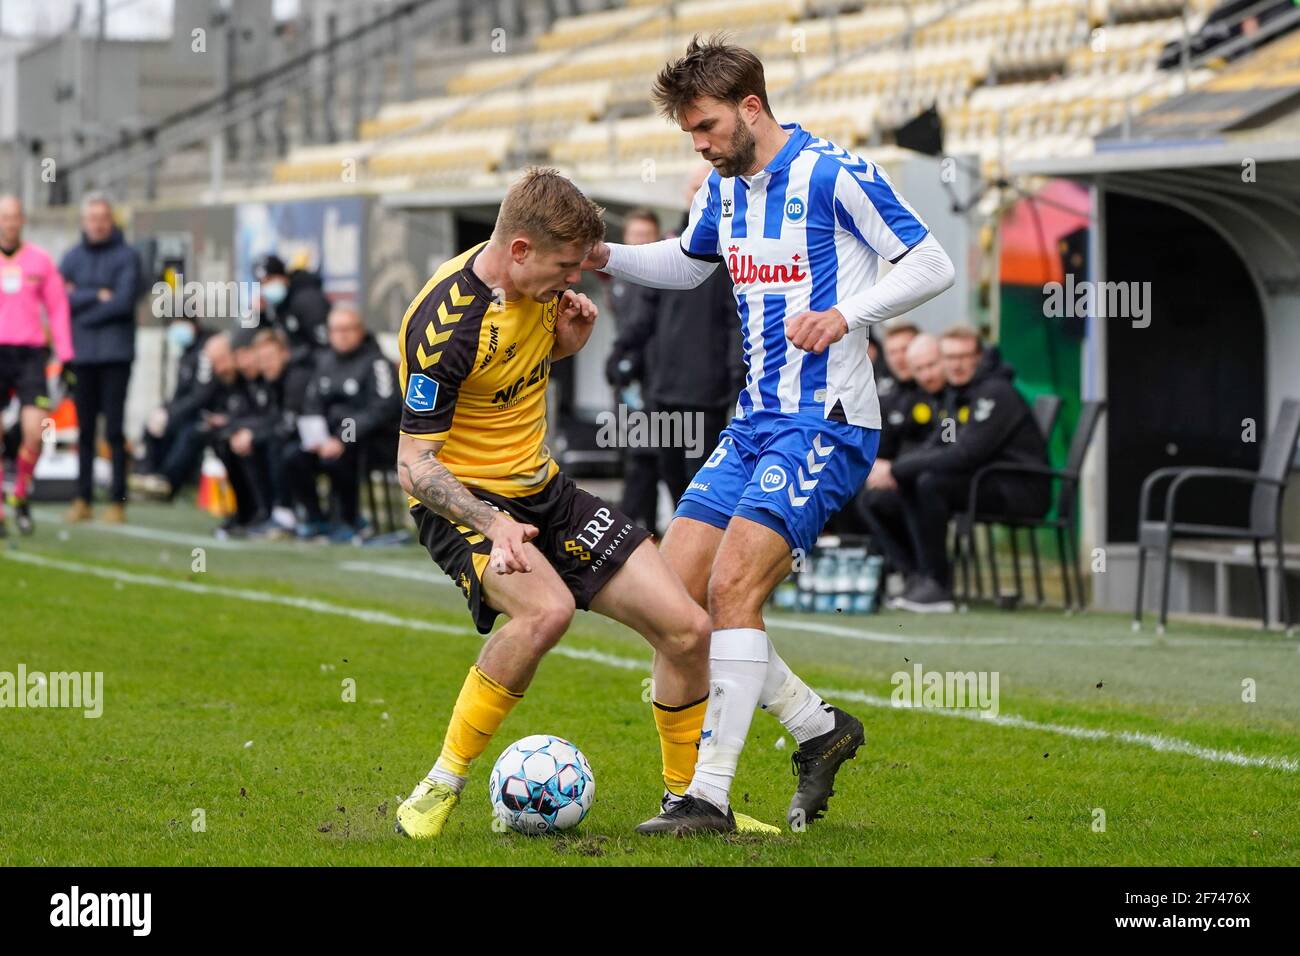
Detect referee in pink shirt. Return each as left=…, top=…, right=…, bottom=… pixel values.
left=0, top=195, right=73, bottom=536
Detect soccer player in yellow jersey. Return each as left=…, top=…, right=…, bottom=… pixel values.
left=392, top=168, right=776, bottom=838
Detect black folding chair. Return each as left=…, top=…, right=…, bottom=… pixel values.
left=954, top=400, right=1106, bottom=611
left=1134, top=397, right=1300, bottom=633
left=953, top=393, right=1063, bottom=604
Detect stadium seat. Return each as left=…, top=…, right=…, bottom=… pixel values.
left=954, top=399, right=1106, bottom=611
left=1134, top=398, right=1300, bottom=632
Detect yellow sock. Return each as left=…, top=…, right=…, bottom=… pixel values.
left=436, top=665, right=524, bottom=776
left=652, top=695, right=708, bottom=795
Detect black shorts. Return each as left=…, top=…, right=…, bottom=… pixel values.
left=0, top=346, right=49, bottom=409
left=412, top=470, right=652, bottom=634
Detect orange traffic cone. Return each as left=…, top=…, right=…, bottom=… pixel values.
left=195, top=452, right=237, bottom=518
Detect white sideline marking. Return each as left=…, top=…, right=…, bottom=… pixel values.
left=5, top=550, right=1296, bottom=774
left=824, top=689, right=1300, bottom=773
left=46, top=518, right=255, bottom=551
left=338, top=560, right=453, bottom=587
left=769, top=614, right=1296, bottom=651
left=4, top=550, right=463, bottom=636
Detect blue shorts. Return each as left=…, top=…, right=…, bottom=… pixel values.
left=675, top=410, right=880, bottom=555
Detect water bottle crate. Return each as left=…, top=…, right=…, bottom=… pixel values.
left=771, top=542, right=884, bottom=616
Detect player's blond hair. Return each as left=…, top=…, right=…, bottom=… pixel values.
left=492, top=167, right=605, bottom=251
left=651, top=35, right=773, bottom=123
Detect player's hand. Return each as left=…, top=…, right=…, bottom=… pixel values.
left=580, top=242, right=611, bottom=272
left=557, top=289, right=597, bottom=327
left=786, top=308, right=848, bottom=354
left=230, top=428, right=255, bottom=457
left=318, top=436, right=345, bottom=460
left=146, top=407, right=169, bottom=438
left=867, top=458, right=896, bottom=491
left=97, top=287, right=113, bottom=302
left=487, top=514, right=539, bottom=575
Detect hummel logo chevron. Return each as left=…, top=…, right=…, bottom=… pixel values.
left=416, top=281, right=474, bottom=370
left=806, top=434, right=835, bottom=474
left=789, top=435, right=835, bottom=507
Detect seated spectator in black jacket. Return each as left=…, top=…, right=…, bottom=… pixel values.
left=283, top=303, right=399, bottom=542
left=872, top=321, right=917, bottom=402
left=135, top=331, right=236, bottom=501
left=828, top=320, right=919, bottom=535
left=210, top=326, right=314, bottom=539
left=135, top=317, right=212, bottom=497
left=856, top=330, right=945, bottom=593
left=209, top=329, right=270, bottom=537
left=875, top=325, right=1051, bottom=613
left=235, top=326, right=316, bottom=537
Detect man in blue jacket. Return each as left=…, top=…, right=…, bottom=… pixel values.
left=60, top=193, right=140, bottom=523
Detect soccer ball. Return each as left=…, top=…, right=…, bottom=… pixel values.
left=488, top=734, right=595, bottom=835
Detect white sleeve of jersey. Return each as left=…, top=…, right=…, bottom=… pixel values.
left=833, top=162, right=930, bottom=263
left=832, top=232, right=954, bottom=331
left=604, top=237, right=719, bottom=290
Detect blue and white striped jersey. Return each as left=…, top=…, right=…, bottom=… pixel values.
left=679, top=122, right=930, bottom=429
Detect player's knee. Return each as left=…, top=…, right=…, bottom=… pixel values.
left=521, top=597, right=575, bottom=653
left=684, top=607, right=713, bottom=664
left=660, top=605, right=712, bottom=667
left=914, top=470, right=942, bottom=496
left=707, top=564, right=759, bottom=620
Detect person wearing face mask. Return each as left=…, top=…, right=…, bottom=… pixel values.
left=256, top=254, right=331, bottom=357
left=133, top=317, right=212, bottom=498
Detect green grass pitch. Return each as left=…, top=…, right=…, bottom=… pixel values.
left=2, top=501, right=1298, bottom=866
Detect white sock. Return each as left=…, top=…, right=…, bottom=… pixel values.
left=759, top=638, right=835, bottom=744
left=685, top=627, right=769, bottom=813
left=424, top=759, right=467, bottom=795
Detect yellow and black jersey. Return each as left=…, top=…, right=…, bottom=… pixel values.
left=398, top=241, right=560, bottom=499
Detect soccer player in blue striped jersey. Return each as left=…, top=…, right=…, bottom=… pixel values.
left=583, top=36, right=956, bottom=835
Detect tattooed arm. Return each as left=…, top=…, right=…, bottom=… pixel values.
left=397, top=433, right=537, bottom=573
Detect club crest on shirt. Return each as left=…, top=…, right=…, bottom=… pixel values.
left=759, top=465, right=788, bottom=493
left=784, top=196, right=807, bottom=222
left=542, top=297, right=559, bottom=333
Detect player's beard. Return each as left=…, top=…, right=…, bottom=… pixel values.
left=711, top=115, right=757, bottom=178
